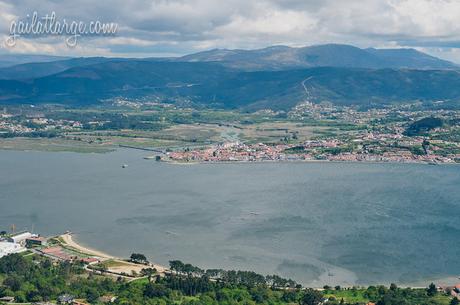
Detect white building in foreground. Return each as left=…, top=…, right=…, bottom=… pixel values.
left=0, top=242, right=26, bottom=258
left=7, top=232, right=34, bottom=244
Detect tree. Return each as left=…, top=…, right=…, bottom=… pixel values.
left=86, top=288, right=100, bottom=303
left=250, top=286, right=271, bottom=303
left=144, top=283, right=170, bottom=298
left=205, top=269, right=223, bottom=278
left=427, top=283, right=437, bottom=296
left=169, top=260, right=185, bottom=273
left=0, top=254, right=28, bottom=274
left=141, top=268, right=157, bottom=281
left=3, top=276, right=21, bottom=291
left=300, top=289, right=323, bottom=305
left=282, top=290, right=298, bottom=303
left=266, top=274, right=296, bottom=288
left=130, top=253, right=148, bottom=264
left=450, top=298, right=460, bottom=305
left=94, top=263, right=108, bottom=273
left=183, top=263, right=203, bottom=275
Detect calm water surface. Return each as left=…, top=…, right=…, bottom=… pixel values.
left=1, top=149, right=459, bottom=286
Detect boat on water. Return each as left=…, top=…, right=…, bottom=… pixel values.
left=121, top=164, right=128, bottom=168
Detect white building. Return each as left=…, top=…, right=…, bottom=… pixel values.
left=0, top=242, right=26, bottom=258
left=7, top=232, right=35, bottom=244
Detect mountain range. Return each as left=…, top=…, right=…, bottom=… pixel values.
left=180, top=44, right=456, bottom=70
left=0, top=44, right=459, bottom=110
left=0, top=54, right=70, bottom=69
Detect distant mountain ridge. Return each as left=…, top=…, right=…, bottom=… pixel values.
left=0, top=44, right=456, bottom=81
left=0, top=54, right=70, bottom=68
left=0, top=57, right=114, bottom=80
left=180, top=44, right=457, bottom=70
left=0, top=44, right=460, bottom=110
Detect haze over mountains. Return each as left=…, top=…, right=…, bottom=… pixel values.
left=0, top=44, right=459, bottom=110
left=180, top=44, right=457, bottom=70
left=0, top=54, right=70, bottom=69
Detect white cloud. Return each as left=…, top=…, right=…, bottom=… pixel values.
left=106, top=37, right=157, bottom=46
left=0, top=1, right=16, bottom=25
left=389, top=0, right=460, bottom=38
left=1, top=0, right=460, bottom=62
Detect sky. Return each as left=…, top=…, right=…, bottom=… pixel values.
left=1, top=0, right=460, bottom=63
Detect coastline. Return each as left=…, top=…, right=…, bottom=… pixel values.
left=60, top=232, right=114, bottom=260
left=57, top=233, right=459, bottom=289
left=1, top=146, right=458, bottom=166
left=59, top=232, right=168, bottom=274
left=161, top=158, right=460, bottom=166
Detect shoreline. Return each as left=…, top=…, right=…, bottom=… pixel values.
left=60, top=232, right=114, bottom=260
left=57, top=233, right=458, bottom=289
left=1, top=146, right=459, bottom=166
left=161, top=158, right=460, bottom=166
left=59, top=232, right=168, bottom=273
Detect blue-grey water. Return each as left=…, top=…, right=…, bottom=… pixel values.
left=1, top=149, right=459, bottom=287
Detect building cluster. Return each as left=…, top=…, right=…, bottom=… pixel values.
left=0, top=231, right=101, bottom=264
left=55, top=294, right=117, bottom=305
left=0, top=111, right=84, bottom=135
left=164, top=102, right=460, bottom=164
left=288, top=101, right=460, bottom=125
left=166, top=138, right=460, bottom=164
left=162, top=102, right=460, bottom=164
left=442, top=284, right=460, bottom=301
left=0, top=230, right=126, bottom=304
left=0, top=116, right=34, bottom=133
left=167, top=142, right=294, bottom=162
left=1, top=293, right=117, bottom=305
left=0, top=231, right=46, bottom=258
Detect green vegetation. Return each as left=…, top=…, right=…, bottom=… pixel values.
left=323, top=285, right=454, bottom=305
left=0, top=137, right=114, bottom=153
left=0, top=254, right=456, bottom=305
left=130, top=253, right=149, bottom=264
left=405, top=117, right=444, bottom=136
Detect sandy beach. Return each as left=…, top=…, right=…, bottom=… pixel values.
left=60, top=233, right=114, bottom=260
left=59, top=233, right=167, bottom=273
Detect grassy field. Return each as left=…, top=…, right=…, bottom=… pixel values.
left=91, top=259, right=150, bottom=277
left=239, top=122, right=334, bottom=143
left=0, top=114, right=369, bottom=154
left=0, top=137, right=114, bottom=153
left=323, top=289, right=371, bottom=303
left=323, top=288, right=453, bottom=305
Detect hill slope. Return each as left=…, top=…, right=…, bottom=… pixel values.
left=2, top=61, right=460, bottom=110
left=0, top=54, right=70, bottom=68
left=0, top=57, right=114, bottom=80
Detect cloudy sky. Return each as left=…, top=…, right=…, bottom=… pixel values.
left=1, top=0, right=460, bottom=62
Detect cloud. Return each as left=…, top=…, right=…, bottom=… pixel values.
left=1, top=0, right=460, bottom=62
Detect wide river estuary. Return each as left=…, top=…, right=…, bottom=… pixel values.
left=1, top=149, right=459, bottom=287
